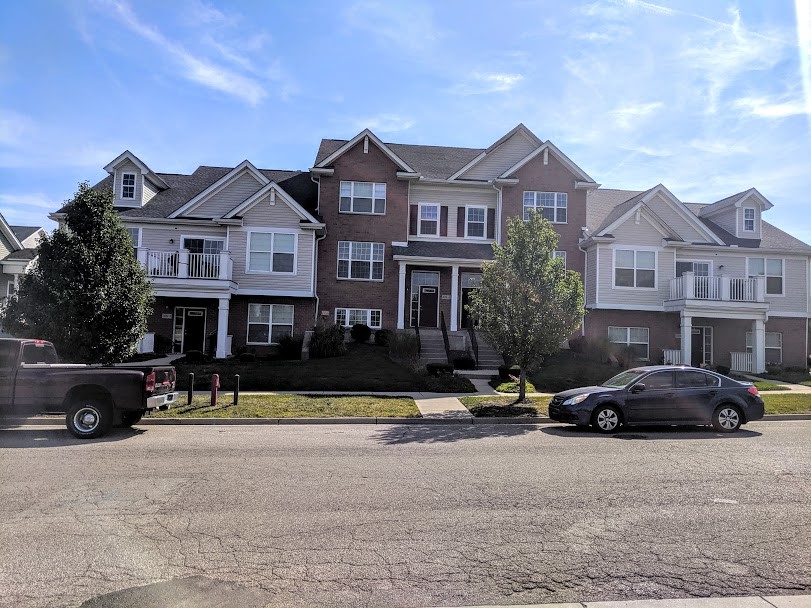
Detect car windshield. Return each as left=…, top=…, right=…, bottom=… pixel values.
left=601, top=370, right=647, bottom=388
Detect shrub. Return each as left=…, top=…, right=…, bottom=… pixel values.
left=374, top=329, right=391, bottom=347
left=389, top=330, right=419, bottom=361
left=350, top=323, right=372, bottom=343
left=238, top=352, right=256, bottom=362
left=489, top=378, right=538, bottom=393
left=278, top=334, right=303, bottom=360
left=498, top=365, right=521, bottom=380
left=153, top=334, right=173, bottom=356
left=568, top=335, right=587, bottom=353
left=715, top=364, right=731, bottom=376
left=184, top=350, right=204, bottom=363
left=421, top=374, right=476, bottom=393
left=426, top=362, right=454, bottom=376
left=309, top=321, right=347, bottom=359
left=453, top=355, right=476, bottom=370
left=579, top=336, right=613, bottom=363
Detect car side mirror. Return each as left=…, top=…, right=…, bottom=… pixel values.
left=630, top=383, right=646, bottom=394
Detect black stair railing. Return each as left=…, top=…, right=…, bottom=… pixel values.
left=439, top=312, right=452, bottom=364
left=466, top=318, right=480, bottom=367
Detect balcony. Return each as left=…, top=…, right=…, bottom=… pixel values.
left=136, top=249, right=233, bottom=296
left=664, top=272, right=768, bottom=317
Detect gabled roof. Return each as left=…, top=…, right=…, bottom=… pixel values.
left=103, top=150, right=169, bottom=190
left=447, top=123, right=542, bottom=180
left=0, top=212, right=23, bottom=250
left=168, top=160, right=269, bottom=218
left=313, top=129, right=417, bottom=173
left=499, top=141, right=597, bottom=183
left=1, top=248, right=38, bottom=262
left=698, top=187, right=774, bottom=218
left=223, top=181, right=322, bottom=225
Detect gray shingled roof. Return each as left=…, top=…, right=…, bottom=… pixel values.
left=392, top=241, right=494, bottom=260
left=1, top=248, right=38, bottom=262
left=586, top=188, right=644, bottom=230
left=10, top=226, right=40, bottom=242
left=696, top=190, right=749, bottom=217
left=315, top=139, right=484, bottom=180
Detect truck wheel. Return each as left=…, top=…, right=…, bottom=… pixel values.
left=120, top=410, right=145, bottom=427
left=66, top=399, right=113, bottom=439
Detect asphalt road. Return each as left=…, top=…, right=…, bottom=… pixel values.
left=1, top=420, right=810, bottom=608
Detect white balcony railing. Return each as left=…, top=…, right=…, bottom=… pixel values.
left=668, top=272, right=765, bottom=303
left=730, top=351, right=754, bottom=373
left=663, top=349, right=682, bottom=365
left=137, top=249, right=232, bottom=281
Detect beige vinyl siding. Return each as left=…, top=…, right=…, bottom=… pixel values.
left=738, top=203, right=761, bottom=239
left=409, top=183, right=497, bottom=239
left=229, top=193, right=315, bottom=292
left=646, top=193, right=706, bottom=242
left=187, top=170, right=263, bottom=218
left=460, top=133, right=538, bottom=180
left=707, top=209, right=737, bottom=237
left=609, top=215, right=666, bottom=247
left=143, top=179, right=159, bottom=204
left=113, top=161, right=142, bottom=207
left=0, top=231, right=13, bottom=260
left=585, top=247, right=598, bottom=305
left=597, top=246, right=675, bottom=307
left=135, top=225, right=227, bottom=252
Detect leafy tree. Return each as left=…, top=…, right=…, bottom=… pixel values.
left=468, top=211, right=585, bottom=401
left=1, top=182, right=153, bottom=363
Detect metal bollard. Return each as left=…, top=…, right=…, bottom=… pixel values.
left=234, top=374, right=240, bottom=408
left=211, top=373, right=220, bottom=407
left=187, top=373, right=194, bottom=405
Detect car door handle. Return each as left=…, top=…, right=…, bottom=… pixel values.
left=708, top=391, right=717, bottom=396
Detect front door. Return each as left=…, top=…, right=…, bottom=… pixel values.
left=691, top=329, right=704, bottom=367
left=418, top=286, right=439, bottom=328
left=460, top=287, right=478, bottom=329
left=182, top=309, right=206, bottom=352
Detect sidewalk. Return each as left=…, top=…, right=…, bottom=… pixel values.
left=440, top=594, right=811, bottom=607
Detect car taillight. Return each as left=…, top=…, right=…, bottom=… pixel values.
left=145, top=371, right=156, bottom=393
left=747, top=385, right=759, bottom=396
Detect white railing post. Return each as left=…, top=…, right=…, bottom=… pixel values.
left=450, top=265, right=459, bottom=331
left=218, top=252, right=230, bottom=280
left=683, top=271, right=695, bottom=299
left=680, top=312, right=692, bottom=366
left=720, top=274, right=730, bottom=301
left=755, top=275, right=766, bottom=302
left=178, top=249, right=189, bottom=279
left=397, top=262, right=407, bottom=329
left=216, top=298, right=230, bottom=359
left=136, top=247, right=148, bottom=269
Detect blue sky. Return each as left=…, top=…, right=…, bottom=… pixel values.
left=1, top=0, right=809, bottom=240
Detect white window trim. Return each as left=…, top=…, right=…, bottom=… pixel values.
left=743, top=207, right=756, bottom=232
left=552, top=250, right=567, bottom=269
left=121, top=172, right=136, bottom=199
left=6, top=280, right=14, bottom=297
left=127, top=227, right=142, bottom=248
left=417, top=203, right=440, bottom=237
left=180, top=234, right=225, bottom=254
left=464, top=205, right=488, bottom=240
left=608, top=326, right=650, bottom=361
left=334, top=308, right=383, bottom=329
left=674, top=259, right=713, bottom=277
left=746, top=331, right=782, bottom=364
left=246, top=303, right=295, bottom=345
left=336, top=241, right=385, bottom=282
left=746, top=256, right=784, bottom=297
left=612, top=248, right=658, bottom=291
left=246, top=231, right=298, bottom=275
left=339, top=181, right=386, bottom=215
left=523, top=191, right=568, bottom=224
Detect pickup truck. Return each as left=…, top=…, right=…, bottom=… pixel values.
left=0, top=338, right=178, bottom=438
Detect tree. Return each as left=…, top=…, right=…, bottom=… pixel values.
left=1, top=182, right=153, bottom=364
left=468, top=210, right=585, bottom=401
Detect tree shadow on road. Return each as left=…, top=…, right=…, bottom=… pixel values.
left=0, top=427, right=146, bottom=448
left=541, top=424, right=762, bottom=440
left=373, top=422, right=540, bottom=445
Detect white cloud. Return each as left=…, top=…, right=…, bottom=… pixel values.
left=0, top=193, right=58, bottom=210
left=688, top=138, right=752, bottom=156
left=348, top=114, right=416, bottom=134
left=451, top=72, right=524, bottom=95
left=343, top=1, right=440, bottom=54
left=733, top=95, right=807, bottom=118
left=611, top=102, right=664, bottom=129
left=611, top=0, right=675, bottom=17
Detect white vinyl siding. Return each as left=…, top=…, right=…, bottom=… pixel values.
left=113, top=161, right=142, bottom=207
left=143, top=179, right=159, bottom=204
left=643, top=193, right=705, bottom=242
left=137, top=225, right=227, bottom=251
left=340, top=181, right=386, bottom=215
left=459, top=131, right=538, bottom=180
left=188, top=171, right=264, bottom=218
left=409, top=184, right=497, bottom=240
left=247, top=304, right=294, bottom=344
left=335, top=308, right=382, bottom=329
left=585, top=248, right=598, bottom=305
left=608, top=326, right=649, bottom=360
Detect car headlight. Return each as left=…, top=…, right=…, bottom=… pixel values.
left=562, top=394, right=590, bottom=406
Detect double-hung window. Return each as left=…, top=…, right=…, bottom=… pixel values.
left=608, top=326, right=649, bottom=360
left=747, top=257, right=783, bottom=295
left=523, top=192, right=567, bottom=223
left=337, top=241, right=384, bottom=280
left=614, top=249, right=656, bottom=288
left=127, top=227, right=141, bottom=248
left=418, top=204, right=439, bottom=236
left=465, top=206, right=486, bottom=238
left=247, top=304, right=294, bottom=344
left=121, top=173, right=136, bottom=199
left=552, top=250, right=567, bottom=268
left=248, top=232, right=296, bottom=273
left=339, top=181, right=386, bottom=214
left=335, top=308, right=382, bottom=329
left=743, top=208, right=755, bottom=232
left=746, top=331, right=783, bottom=364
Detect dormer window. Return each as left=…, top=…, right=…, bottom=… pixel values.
left=122, top=173, right=136, bottom=199
left=743, top=208, right=755, bottom=232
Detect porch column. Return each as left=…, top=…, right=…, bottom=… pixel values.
left=397, top=262, right=406, bottom=329
left=680, top=312, right=692, bottom=366
left=450, top=265, right=460, bottom=331
left=683, top=271, right=695, bottom=299
left=751, top=318, right=766, bottom=373
left=755, top=275, right=766, bottom=302
left=215, top=298, right=230, bottom=359
left=178, top=249, right=189, bottom=279
left=719, top=273, right=730, bottom=301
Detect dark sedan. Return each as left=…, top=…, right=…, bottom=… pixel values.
left=548, top=366, right=765, bottom=433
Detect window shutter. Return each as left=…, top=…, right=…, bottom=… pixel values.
left=409, top=205, right=418, bottom=236
left=440, top=206, right=448, bottom=236
left=457, top=207, right=466, bottom=237
left=487, top=208, right=496, bottom=239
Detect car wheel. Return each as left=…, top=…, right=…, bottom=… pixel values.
left=592, top=405, right=622, bottom=433
left=712, top=404, right=742, bottom=433
left=120, top=410, right=145, bottom=428
left=66, top=399, right=113, bottom=439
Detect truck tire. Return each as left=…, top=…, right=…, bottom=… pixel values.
left=120, top=410, right=145, bottom=427
left=66, top=399, right=113, bottom=439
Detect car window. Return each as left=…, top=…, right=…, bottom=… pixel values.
left=0, top=342, right=17, bottom=370
left=676, top=370, right=719, bottom=388
left=21, top=343, right=58, bottom=364
left=641, top=371, right=674, bottom=390
left=602, top=370, right=646, bottom=388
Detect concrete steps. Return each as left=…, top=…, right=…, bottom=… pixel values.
left=418, top=329, right=448, bottom=364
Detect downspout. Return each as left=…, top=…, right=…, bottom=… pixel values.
left=578, top=233, right=590, bottom=337
left=311, top=172, right=324, bottom=326
left=491, top=182, right=503, bottom=243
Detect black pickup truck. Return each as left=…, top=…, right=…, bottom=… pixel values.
left=0, top=338, right=178, bottom=438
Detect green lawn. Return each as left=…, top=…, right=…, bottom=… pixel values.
left=752, top=380, right=789, bottom=391
left=529, top=351, right=624, bottom=393
left=760, top=393, right=811, bottom=415
left=173, top=343, right=474, bottom=393
left=152, top=394, right=420, bottom=418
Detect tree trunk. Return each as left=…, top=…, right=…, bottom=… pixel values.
left=518, top=368, right=527, bottom=402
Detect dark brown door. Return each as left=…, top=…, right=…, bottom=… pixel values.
left=418, top=286, right=439, bottom=328
left=183, top=309, right=206, bottom=352
left=691, top=329, right=703, bottom=367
